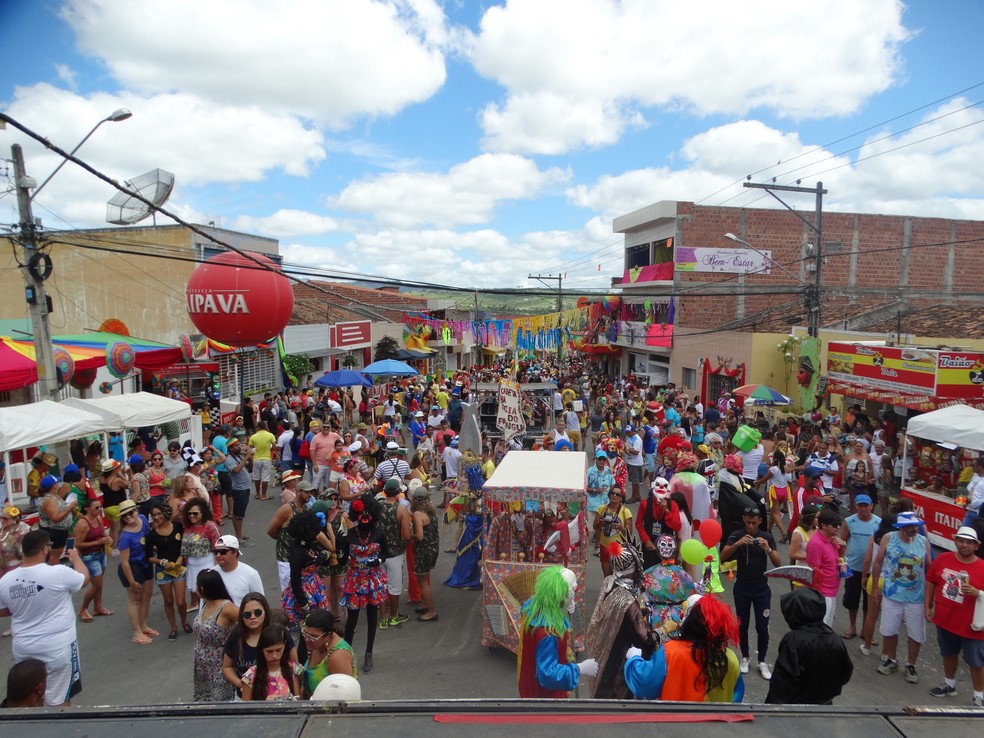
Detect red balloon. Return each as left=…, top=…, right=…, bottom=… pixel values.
left=186, top=252, right=294, bottom=346
left=698, top=518, right=723, bottom=548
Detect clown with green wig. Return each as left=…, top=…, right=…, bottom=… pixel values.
left=517, top=566, right=598, bottom=697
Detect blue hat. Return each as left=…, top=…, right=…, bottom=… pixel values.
left=39, top=474, right=61, bottom=491
left=854, top=494, right=873, bottom=506
left=894, top=511, right=924, bottom=528
left=625, top=425, right=636, bottom=432
left=63, top=463, right=80, bottom=476
left=595, top=450, right=608, bottom=459
left=128, top=454, right=145, bottom=465
left=804, top=464, right=824, bottom=478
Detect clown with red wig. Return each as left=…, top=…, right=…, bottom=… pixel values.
left=624, top=594, right=744, bottom=702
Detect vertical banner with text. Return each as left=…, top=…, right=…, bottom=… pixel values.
left=496, top=378, right=525, bottom=442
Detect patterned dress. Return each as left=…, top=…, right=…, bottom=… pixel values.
left=339, top=527, right=388, bottom=609
left=414, top=514, right=440, bottom=576
left=193, top=600, right=235, bottom=702
left=282, top=564, right=329, bottom=626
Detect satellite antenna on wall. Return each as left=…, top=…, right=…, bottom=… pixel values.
left=106, top=168, right=175, bottom=225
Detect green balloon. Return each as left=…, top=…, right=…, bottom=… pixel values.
left=680, top=538, right=708, bottom=566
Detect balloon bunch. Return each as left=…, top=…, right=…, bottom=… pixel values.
left=679, top=519, right=723, bottom=566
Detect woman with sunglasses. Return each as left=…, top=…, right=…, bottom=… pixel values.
left=222, top=592, right=297, bottom=698
left=73, top=498, right=113, bottom=622
left=147, top=501, right=190, bottom=640
left=180, top=499, right=220, bottom=611
left=318, top=491, right=349, bottom=619
left=147, top=452, right=168, bottom=501
left=300, top=609, right=356, bottom=698
left=117, top=499, right=157, bottom=644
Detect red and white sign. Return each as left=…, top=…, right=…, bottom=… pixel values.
left=329, top=320, right=371, bottom=349
left=901, top=487, right=962, bottom=552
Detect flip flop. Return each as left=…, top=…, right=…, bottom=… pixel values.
left=143, top=628, right=160, bottom=637
left=840, top=631, right=857, bottom=640
left=132, top=635, right=153, bottom=645
left=94, top=608, right=114, bottom=616
left=78, top=609, right=94, bottom=623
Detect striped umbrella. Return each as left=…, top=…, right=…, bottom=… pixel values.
left=732, top=384, right=792, bottom=406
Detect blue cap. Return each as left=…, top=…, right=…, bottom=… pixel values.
left=63, top=463, right=80, bottom=475
left=128, top=454, right=145, bottom=465
left=855, top=494, right=873, bottom=506
left=804, top=464, right=824, bottom=477
left=625, top=425, right=636, bottom=432
left=39, top=474, right=61, bottom=490
left=595, top=450, right=608, bottom=459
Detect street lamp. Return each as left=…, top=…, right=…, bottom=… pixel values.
left=12, top=108, right=133, bottom=401
left=31, top=108, right=132, bottom=199
left=723, top=232, right=820, bottom=337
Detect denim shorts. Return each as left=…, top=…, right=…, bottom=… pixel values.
left=82, top=551, right=105, bottom=578
left=154, top=564, right=185, bottom=584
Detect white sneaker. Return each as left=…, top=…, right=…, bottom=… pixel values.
left=740, top=657, right=749, bottom=674
left=860, top=642, right=871, bottom=656
left=758, top=662, right=772, bottom=680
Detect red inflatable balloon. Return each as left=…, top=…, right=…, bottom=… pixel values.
left=698, top=518, right=723, bottom=548
left=186, top=252, right=294, bottom=346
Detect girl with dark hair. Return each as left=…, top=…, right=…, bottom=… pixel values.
left=624, top=594, right=743, bottom=702
left=300, top=609, right=357, bottom=697
left=338, top=494, right=389, bottom=674
left=146, top=501, right=189, bottom=640
left=193, top=569, right=237, bottom=702
left=223, top=592, right=297, bottom=697
left=180, top=498, right=220, bottom=610
left=281, top=509, right=333, bottom=627
left=241, top=625, right=300, bottom=701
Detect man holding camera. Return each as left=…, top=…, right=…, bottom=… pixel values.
left=0, top=530, right=90, bottom=706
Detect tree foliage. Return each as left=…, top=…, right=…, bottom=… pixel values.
left=373, top=336, right=401, bottom=361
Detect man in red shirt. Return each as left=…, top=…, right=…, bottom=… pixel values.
left=924, top=526, right=984, bottom=705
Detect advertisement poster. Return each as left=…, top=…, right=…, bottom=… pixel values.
left=496, top=379, right=525, bottom=442
left=797, top=337, right=820, bottom=411
left=827, top=342, right=936, bottom=395
left=675, top=246, right=772, bottom=274
left=936, top=352, right=984, bottom=400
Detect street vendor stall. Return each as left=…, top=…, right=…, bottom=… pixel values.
left=900, top=404, right=984, bottom=552
left=481, top=450, right=588, bottom=653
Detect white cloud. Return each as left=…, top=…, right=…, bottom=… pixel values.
left=54, top=64, right=77, bottom=89
left=233, top=210, right=339, bottom=238
left=60, top=0, right=451, bottom=127
left=471, top=0, right=910, bottom=153
left=568, top=102, right=984, bottom=224
left=3, top=84, right=326, bottom=227
left=329, top=153, right=571, bottom=227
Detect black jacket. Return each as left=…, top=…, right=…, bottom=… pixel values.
left=765, top=587, right=853, bottom=704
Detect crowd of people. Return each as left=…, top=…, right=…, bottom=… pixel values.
left=3, top=363, right=984, bottom=709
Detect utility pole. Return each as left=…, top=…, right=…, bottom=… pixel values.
left=528, top=273, right=563, bottom=366
left=12, top=144, right=59, bottom=401
left=742, top=181, right=826, bottom=337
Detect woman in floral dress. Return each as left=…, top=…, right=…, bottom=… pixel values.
left=192, top=569, right=238, bottom=702
left=180, top=498, right=220, bottom=610
left=338, top=494, right=389, bottom=674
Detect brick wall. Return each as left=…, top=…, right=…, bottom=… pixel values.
left=672, top=203, right=984, bottom=328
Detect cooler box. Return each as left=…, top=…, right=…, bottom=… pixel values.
left=732, top=425, right=762, bottom=452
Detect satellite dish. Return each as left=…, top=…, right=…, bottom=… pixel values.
left=106, top=168, right=175, bottom=225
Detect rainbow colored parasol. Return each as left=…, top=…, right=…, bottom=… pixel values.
left=52, top=347, right=75, bottom=384
left=106, top=341, right=135, bottom=378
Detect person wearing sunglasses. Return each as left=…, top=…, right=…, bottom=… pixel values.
left=212, top=535, right=264, bottom=607
left=116, top=499, right=157, bottom=645
left=73, top=498, right=113, bottom=622
left=300, top=609, right=356, bottom=698
left=180, top=499, right=220, bottom=611
left=222, top=592, right=297, bottom=698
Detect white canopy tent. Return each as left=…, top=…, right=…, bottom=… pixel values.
left=0, top=400, right=107, bottom=451
left=62, top=392, right=194, bottom=431
left=905, top=404, right=984, bottom=451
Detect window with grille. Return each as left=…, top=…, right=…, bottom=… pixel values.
left=216, top=350, right=279, bottom=399
left=682, top=367, right=697, bottom=388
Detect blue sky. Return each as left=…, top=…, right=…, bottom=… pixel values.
left=2, top=0, right=982, bottom=292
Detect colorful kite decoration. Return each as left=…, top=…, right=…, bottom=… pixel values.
left=98, top=381, right=114, bottom=395
left=179, top=334, right=194, bottom=363
left=52, top=347, right=75, bottom=385
left=106, top=341, right=135, bottom=379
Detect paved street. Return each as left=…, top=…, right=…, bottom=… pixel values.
left=0, top=487, right=965, bottom=708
